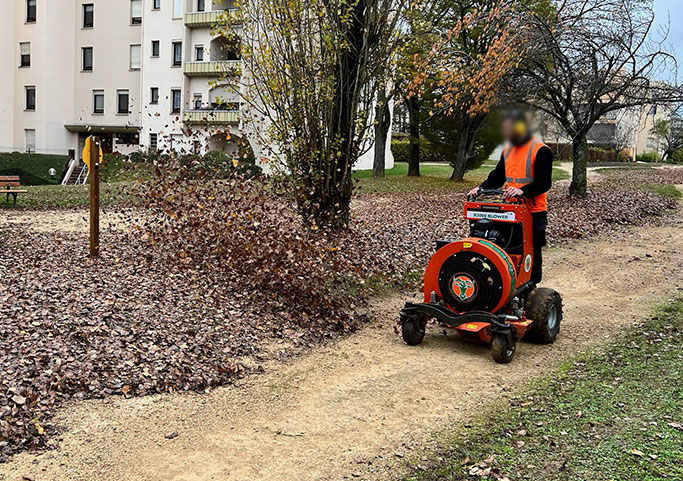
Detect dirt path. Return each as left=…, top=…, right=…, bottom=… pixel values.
left=554, top=161, right=683, bottom=179
left=2, top=212, right=682, bottom=481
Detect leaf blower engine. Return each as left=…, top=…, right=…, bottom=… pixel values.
left=400, top=189, right=563, bottom=363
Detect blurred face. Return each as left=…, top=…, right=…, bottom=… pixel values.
left=501, top=118, right=516, bottom=142
left=501, top=117, right=529, bottom=145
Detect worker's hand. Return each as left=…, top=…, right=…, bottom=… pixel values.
left=468, top=187, right=480, bottom=198
left=504, top=186, right=524, bottom=199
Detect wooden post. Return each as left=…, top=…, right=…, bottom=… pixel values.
left=89, top=136, right=100, bottom=258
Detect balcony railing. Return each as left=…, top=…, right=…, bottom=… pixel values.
left=184, top=9, right=239, bottom=28
left=182, top=109, right=239, bottom=125
left=183, top=60, right=240, bottom=77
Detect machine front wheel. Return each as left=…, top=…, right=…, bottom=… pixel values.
left=525, top=288, right=563, bottom=343
left=492, top=335, right=516, bottom=363
left=401, top=314, right=426, bottom=346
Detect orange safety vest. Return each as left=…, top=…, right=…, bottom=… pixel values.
left=503, top=138, right=548, bottom=213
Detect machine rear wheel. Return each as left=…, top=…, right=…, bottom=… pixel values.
left=401, top=314, right=426, bottom=346
left=525, top=288, right=562, bottom=343
left=492, top=335, right=515, bottom=363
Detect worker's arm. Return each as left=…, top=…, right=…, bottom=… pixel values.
left=520, top=146, right=553, bottom=198
left=479, top=154, right=506, bottom=190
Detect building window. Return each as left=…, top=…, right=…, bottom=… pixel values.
left=26, top=0, right=36, bottom=23
left=131, top=0, right=142, bottom=24
left=173, top=0, right=182, bottom=17
left=170, top=134, right=183, bottom=152
left=117, top=90, right=129, bottom=114
left=25, top=86, right=36, bottom=110
left=193, top=93, right=202, bottom=109
left=150, top=87, right=159, bottom=104
left=130, top=44, right=141, bottom=70
left=197, top=0, right=205, bottom=11
left=82, top=47, right=93, bottom=71
left=82, top=3, right=94, bottom=28
left=195, top=45, right=204, bottom=61
left=153, top=0, right=161, bottom=9
left=151, top=40, right=160, bottom=57
left=25, top=129, right=36, bottom=153
left=646, top=137, right=655, bottom=148
left=20, top=42, right=31, bottom=67
left=150, top=133, right=158, bottom=150
left=93, top=90, right=104, bottom=113
left=171, top=89, right=181, bottom=113
left=172, top=41, right=182, bottom=66
left=116, top=133, right=139, bottom=146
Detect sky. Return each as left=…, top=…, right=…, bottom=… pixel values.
left=653, top=0, right=683, bottom=79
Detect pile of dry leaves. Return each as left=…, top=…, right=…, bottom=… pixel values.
left=0, top=167, right=680, bottom=456
left=343, top=168, right=682, bottom=284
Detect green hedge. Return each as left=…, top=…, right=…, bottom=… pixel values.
left=391, top=139, right=448, bottom=164
left=636, top=152, right=660, bottom=163
left=0, top=152, right=68, bottom=185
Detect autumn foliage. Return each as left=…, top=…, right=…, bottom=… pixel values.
left=407, top=0, right=530, bottom=182
left=410, top=1, right=527, bottom=117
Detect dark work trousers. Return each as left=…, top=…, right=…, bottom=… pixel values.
left=531, top=211, right=548, bottom=284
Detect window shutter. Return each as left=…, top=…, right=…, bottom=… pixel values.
left=130, top=45, right=141, bottom=69
left=173, top=0, right=183, bottom=17
left=131, top=0, right=142, bottom=18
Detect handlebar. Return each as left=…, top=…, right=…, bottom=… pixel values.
left=468, top=188, right=525, bottom=204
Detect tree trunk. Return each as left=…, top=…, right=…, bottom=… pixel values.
left=570, top=133, right=588, bottom=196
left=373, top=89, right=391, bottom=178
left=315, top=0, right=366, bottom=230
left=450, top=115, right=483, bottom=182
left=450, top=132, right=470, bottom=182
left=406, top=96, right=420, bottom=177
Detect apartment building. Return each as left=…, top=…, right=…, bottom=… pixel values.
left=535, top=103, right=668, bottom=161
left=1, top=0, right=394, bottom=172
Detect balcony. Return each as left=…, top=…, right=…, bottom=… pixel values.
left=183, top=60, right=240, bottom=77
left=182, top=109, right=239, bottom=125
left=184, top=9, right=239, bottom=28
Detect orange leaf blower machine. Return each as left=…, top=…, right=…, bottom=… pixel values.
left=400, top=189, right=563, bottom=363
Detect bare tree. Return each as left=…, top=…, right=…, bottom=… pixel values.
left=372, top=85, right=393, bottom=178
left=217, top=0, right=405, bottom=229
left=613, top=107, right=641, bottom=160
left=518, top=0, right=682, bottom=195
left=651, top=105, right=683, bottom=161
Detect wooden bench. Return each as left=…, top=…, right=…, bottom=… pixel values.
left=0, top=176, right=28, bottom=206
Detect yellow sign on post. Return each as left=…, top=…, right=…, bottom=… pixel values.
left=82, top=136, right=103, bottom=170
left=82, top=136, right=101, bottom=257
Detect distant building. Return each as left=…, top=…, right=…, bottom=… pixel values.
left=0, top=0, right=391, bottom=180
left=535, top=103, right=669, bottom=161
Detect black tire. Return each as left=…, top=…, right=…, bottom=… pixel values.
left=491, top=335, right=515, bottom=363
left=401, top=314, right=426, bottom=346
left=525, top=287, right=562, bottom=343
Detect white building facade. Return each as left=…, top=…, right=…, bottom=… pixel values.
left=1, top=0, right=393, bottom=173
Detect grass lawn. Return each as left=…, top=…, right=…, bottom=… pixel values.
left=2, top=162, right=572, bottom=208
left=354, top=162, right=569, bottom=194
left=644, top=183, right=683, bottom=201
left=405, top=298, right=683, bottom=481
left=0, top=152, right=68, bottom=185
left=0, top=181, right=138, bottom=208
